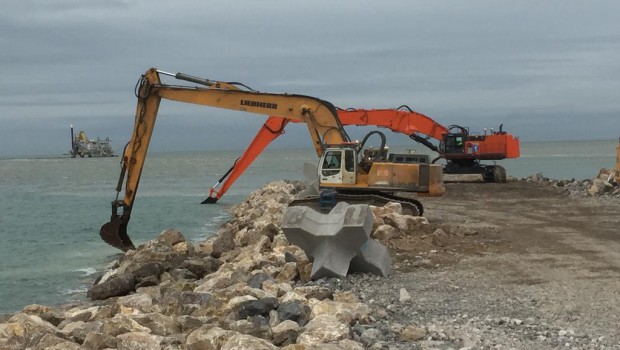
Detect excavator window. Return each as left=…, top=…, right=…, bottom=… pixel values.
left=322, top=151, right=342, bottom=176
left=444, top=135, right=465, bottom=153
left=344, top=149, right=355, bottom=172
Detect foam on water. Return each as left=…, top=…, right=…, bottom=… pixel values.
left=73, top=267, right=98, bottom=276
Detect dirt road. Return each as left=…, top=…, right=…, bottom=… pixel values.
left=348, top=181, right=620, bottom=349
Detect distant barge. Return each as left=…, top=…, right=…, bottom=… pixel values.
left=69, top=125, right=116, bottom=158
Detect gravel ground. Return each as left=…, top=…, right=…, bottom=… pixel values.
left=331, top=181, right=620, bottom=350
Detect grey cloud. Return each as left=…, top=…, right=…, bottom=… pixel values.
left=1, top=0, right=619, bottom=156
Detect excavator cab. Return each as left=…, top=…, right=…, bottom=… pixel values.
left=319, top=146, right=357, bottom=185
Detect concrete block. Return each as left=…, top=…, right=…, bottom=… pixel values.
left=310, top=240, right=357, bottom=279
left=349, top=239, right=391, bottom=277
left=282, top=202, right=390, bottom=279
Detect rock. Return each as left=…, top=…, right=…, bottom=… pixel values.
left=60, top=320, right=103, bottom=344
left=360, top=328, right=381, bottom=347
left=116, top=292, right=154, bottom=312
left=102, top=315, right=152, bottom=336
left=82, top=331, right=118, bottom=350
left=131, top=313, right=181, bottom=336
left=158, top=229, right=186, bottom=246
left=3, top=313, right=58, bottom=348
left=117, top=331, right=162, bottom=350
left=588, top=178, right=613, bottom=196
left=261, top=222, right=280, bottom=241
left=235, top=227, right=267, bottom=248
left=276, top=262, right=298, bottom=282
left=383, top=202, right=403, bottom=214
left=120, top=240, right=186, bottom=273
left=431, top=228, right=450, bottom=247
left=169, top=268, right=199, bottom=281
left=297, top=286, right=333, bottom=301
left=277, top=300, right=311, bottom=326
left=399, top=325, right=426, bottom=341
left=212, top=229, right=236, bottom=258
left=272, top=233, right=290, bottom=248
left=185, top=326, right=234, bottom=350
left=272, top=320, right=300, bottom=346
left=34, top=333, right=81, bottom=350
left=236, top=297, right=279, bottom=319
left=181, top=258, right=221, bottom=278
left=221, top=333, right=278, bottom=350
left=194, top=270, right=240, bottom=293
left=333, top=291, right=359, bottom=304
left=311, top=299, right=371, bottom=326
left=177, top=315, right=207, bottom=333
left=87, top=274, right=136, bottom=300
left=173, top=241, right=195, bottom=255
left=130, top=262, right=166, bottom=281
left=197, top=240, right=214, bottom=256
left=399, top=288, right=412, bottom=303
left=247, top=271, right=271, bottom=289
left=296, top=314, right=351, bottom=345
left=297, top=261, right=313, bottom=283
left=372, top=224, right=399, bottom=242
left=382, top=213, right=429, bottom=232
left=21, top=304, right=64, bottom=327
left=225, top=316, right=272, bottom=340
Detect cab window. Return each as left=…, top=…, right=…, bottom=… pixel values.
left=322, top=151, right=341, bottom=176
left=344, top=149, right=355, bottom=172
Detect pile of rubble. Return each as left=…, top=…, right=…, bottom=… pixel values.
left=0, top=181, right=435, bottom=350
left=522, top=168, right=619, bottom=198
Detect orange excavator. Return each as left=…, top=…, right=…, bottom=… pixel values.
left=101, top=68, right=444, bottom=251
left=203, top=106, right=520, bottom=203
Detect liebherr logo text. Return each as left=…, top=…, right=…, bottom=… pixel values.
left=240, top=100, right=278, bottom=109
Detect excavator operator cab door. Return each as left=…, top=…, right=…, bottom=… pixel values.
left=319, top=148, right=356, bottom=185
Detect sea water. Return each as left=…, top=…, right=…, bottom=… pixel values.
left=0, top=140, right=617, bottom=313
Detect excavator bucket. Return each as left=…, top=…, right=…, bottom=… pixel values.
left=100, top=216, right=136, bottom=252
left=201, top=197, right=218, bottom=204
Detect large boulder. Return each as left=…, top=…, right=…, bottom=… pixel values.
left=116, top=331, right=162, bottom=350
left=221, top=333, right=278, bottom=350
left=588, top=178, right=614, bottom=196
left=185, top=326, right=235, bottom=350
left=271, top=320, right=300, bottom=346
left=296, top=314, right=351, bottom=345
left=87, top=274, right=136, bottom=300
left=102, top=315, right=152, bottom=337
left=1, top=313, right=59, bottom=348
left=131, top=313, right=181, bottom=336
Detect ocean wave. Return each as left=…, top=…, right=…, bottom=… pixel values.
left=61, top=285, right=88, bottom=295
left=73, top=267, right=98, bottom=276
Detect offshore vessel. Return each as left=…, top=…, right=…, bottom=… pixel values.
left=69, top=125, right=115, bottom=158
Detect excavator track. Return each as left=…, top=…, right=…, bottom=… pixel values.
left=289, top=191, right=423, bottom=216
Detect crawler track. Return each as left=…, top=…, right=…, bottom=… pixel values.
left=290, top=191, right=423, bottom=216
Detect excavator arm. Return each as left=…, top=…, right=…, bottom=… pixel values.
left=100, top=68, right=349, bottom=251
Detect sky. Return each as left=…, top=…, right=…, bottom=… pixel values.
left=1, top=0, right=619, bottom=156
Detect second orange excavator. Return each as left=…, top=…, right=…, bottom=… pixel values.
left=203, top=106, right=520, bottom=203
